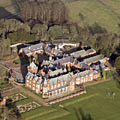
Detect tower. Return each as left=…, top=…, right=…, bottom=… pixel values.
left=42, top=78, right=48, bottom=98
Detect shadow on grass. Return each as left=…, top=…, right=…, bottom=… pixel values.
left=74, top=108, right=94, bottom=120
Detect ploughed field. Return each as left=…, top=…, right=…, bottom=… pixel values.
left=20, top=80, right=120, bottom=120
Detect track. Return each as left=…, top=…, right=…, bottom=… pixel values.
left=0, top=61, right=23, bottom=82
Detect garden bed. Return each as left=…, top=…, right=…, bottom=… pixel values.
left=8, top=93, right=27, bottom=103
left=17, top=101, right=41, bottom=113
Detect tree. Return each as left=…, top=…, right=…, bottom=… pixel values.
left=114, top=56, right=120, bottom=71
left=48, top=25, right=65, bottom=39
left=7, top=29, right=36, bottom=43
left=102, top=68, right=106, bottom=80
left=31, top=24, right=48, bottom=41
left=20, top=0, right=68, bottom=26
left=0, top=38, right=11, bottom=57
left=0, top=93, right=21, bottom=120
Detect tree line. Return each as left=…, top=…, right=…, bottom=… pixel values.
left=20, top=0, right=68, bottom=27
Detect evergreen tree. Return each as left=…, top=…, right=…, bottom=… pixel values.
left=102, top=68, right=106, bottom=80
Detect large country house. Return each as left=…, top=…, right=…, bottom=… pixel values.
left=25, top=42, right=109, bottom=98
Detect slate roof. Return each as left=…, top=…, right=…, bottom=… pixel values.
left=26, top=72, right=35, bottom=81
left=70, top=50, right=88, bottom=58
left=48, top=73, right=73, bottom=86
left=83, top=55, right=103, bottom=64
left=54, top=56, right=74, bottom=64
left=23, top=43, right=45, bottom=54
left=73, top=70, right=92, bottom=78
left=26, top=72, right=43, bottom=84
left=49, top=68, right=64, bottom=77
left=30, top=62, right=37, bottom=68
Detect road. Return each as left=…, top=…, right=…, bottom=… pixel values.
left=0, top=61, right=23, bottom=82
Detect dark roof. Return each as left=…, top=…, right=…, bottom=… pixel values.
left=63, top=47, right=82, bottom=54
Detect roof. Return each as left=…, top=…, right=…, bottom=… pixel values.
left=73, top=70, right=92, bottom=78
left=86, top=48, right=96, bottom=54
left=54, top=56, right=74, bottom=64
left=26, top=72, right=35, bottom=81
left=30, top=62, right=37, bottom=68
left=49, top=68, right=64, bottom=77
left=48, top=73, right=73, bottom=86
left=71, top=49, right=88, bottom=58
left=23, top=43, right=45, bottom=54
left=10, top=43, right=22, bottom=48
left=14, top=71, right=23, bottom=81
left=83, top=55, right=103, bottom=64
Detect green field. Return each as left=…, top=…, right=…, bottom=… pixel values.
left=19, top=80, right=120, bottom=120
left=65, top=0, right=120, bottom=34
left=0, top=66, right=9, bottom=88
left=1, top=0, right=120, bottom=34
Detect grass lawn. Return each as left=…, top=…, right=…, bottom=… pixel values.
left=65, top=0, right=120, bottom=34
left=0, top=79, right=9, bottom=88
left=20, top=80, right=120, bottom=120
left=0, top=66, right=9, bottom=88
left=0, top=66, right=7, bottom=77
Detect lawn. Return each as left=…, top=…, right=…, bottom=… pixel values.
left=0, top=66, right=9, bottom=88
left=64, top=0, right=120, bottom=34
left=20, top=80, right=120, bottom=120
left=0, top=66, right=7, bottom=77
